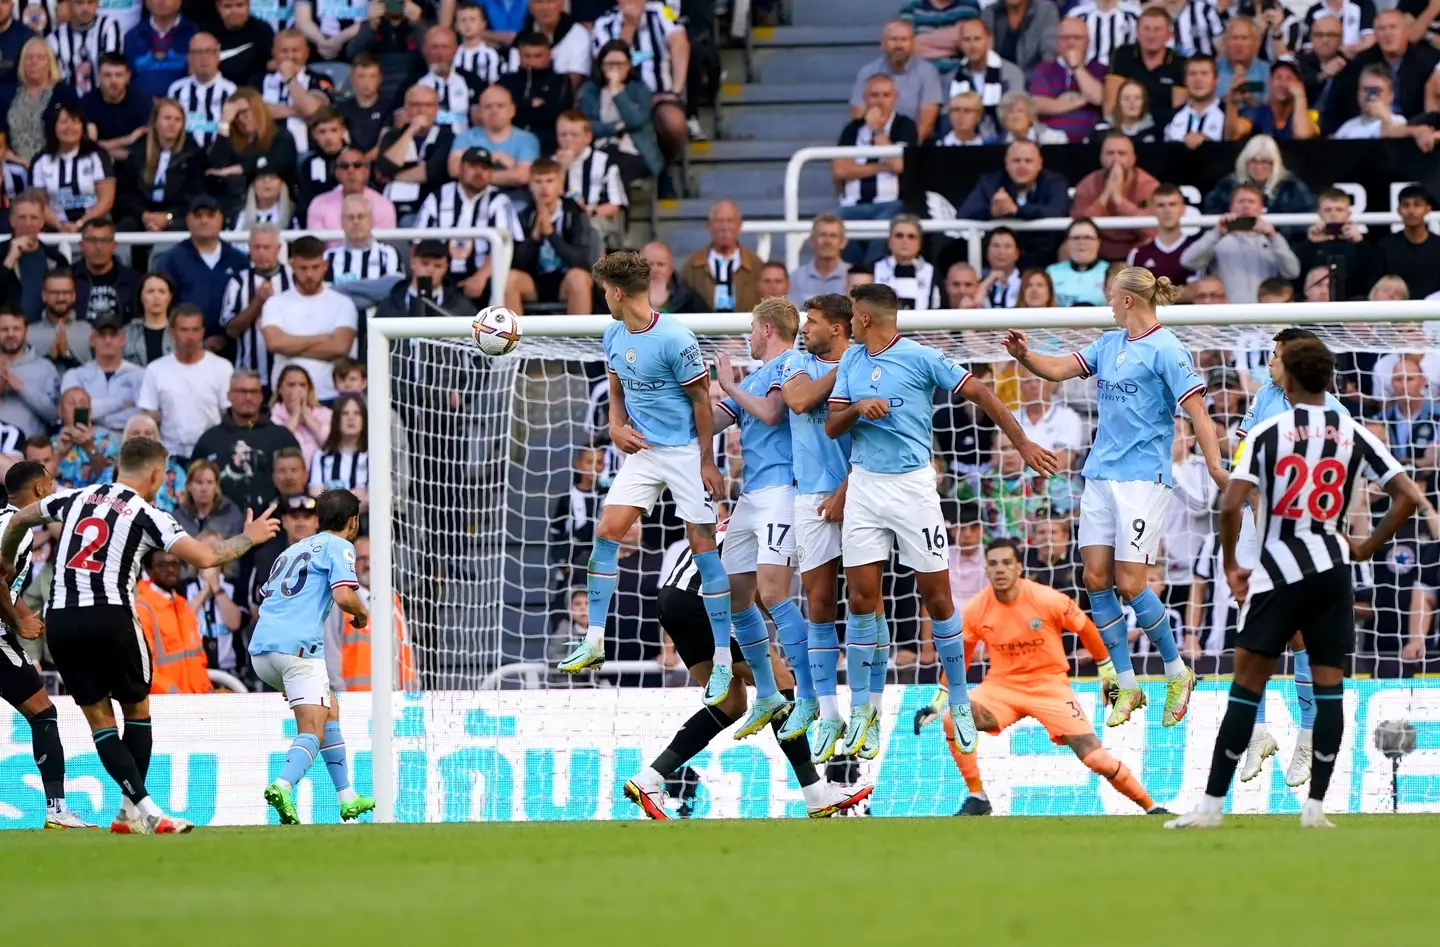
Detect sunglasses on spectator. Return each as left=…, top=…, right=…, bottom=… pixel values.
left=337, top=161, right=369, bottom=169
left=892, top=231, right=920, bottom=240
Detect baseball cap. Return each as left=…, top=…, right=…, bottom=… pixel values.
left=282, top=494, right=318, bottom=514
left=1270, top=56, right=1302, bottom=81
left=187, top=194, right=220, bottom=214
left=461, top=146, right=495, bottom=167
left=413, top=239, right=447, bottom=259
left=91, top=313, right=124, bottom=331
left=1397, top=184, right=1436, bottom=208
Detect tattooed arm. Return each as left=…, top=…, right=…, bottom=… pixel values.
left=170, top=504, right=281, bottom=570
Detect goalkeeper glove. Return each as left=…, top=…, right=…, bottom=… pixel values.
left=1097, top=658, right=1120, bottom=707
left=913, top=684, right=949, bottom=734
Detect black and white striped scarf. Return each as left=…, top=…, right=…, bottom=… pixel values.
left=948, top=51, right=1005, bottom=135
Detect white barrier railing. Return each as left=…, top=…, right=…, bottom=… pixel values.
left=782, top=145, right=905, bottom=267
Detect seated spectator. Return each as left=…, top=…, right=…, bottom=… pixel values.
left=948, top=18, right=1026, bottom=138
left=293, top=0, right=366, bottom=61
left=1164, top=53, right=1224, bottom=145
left=1015, top=367, right=1084, bottom=473
left=123, top=0, right=197, bottom=98
left=1380, top=354, right=1439, bottom=468
left=942, top=261, right=981, bottom=308
left=175, top=458, right=243, bottom=539
left=344, top=8, right=425, bottom=114
left=1298, top=187, right=1377, bottom=300
left=268, top=364, right=331, bottom=466
left=1046, top=218, right=1107, bottom=306
left=955, top=140, right=1069, bottom=267
left=260, top=29, right=333, bottom=153
left=1215, top=15, right=1269, bottom=97
left=554, top=111, right=628, bottom=252
left=901, top=0, right=978, bottom=76
left=126, top=272, right=176, bottom=366
left=835, top=74, right=918, bottom=263
left=0, top=307, right=58, bottom=437
left=52, top=386, right=116, bottom=488
left=231, top=168, right=297, bottom=230
left=1181, top=184, right=1301, bottom=303
left=1303, top=0, right=1377, bottom=58
left=501, top=30, right=574, bottom=156
left=1104, top=5, right=1186, bottom=129
left=116, top=98, right=205, bottom=240
left=589, top=0, right=690, bottom=173
left=73, top=218, right=139, bottom=325
left=206, top=87, right=300, bottom=217
left=1025, top=514, right=1080, bottom=597
left=167, top=32, right=237, bottom=151
left=154, top=195, right=248, bottom=343
left=1322, top=10, right=1440, bottom=134
left=325, top=197, right=402, bottom=283
left=935, top=90, right=986, bottom=144
left=1069, top=131, right=1158, bottom=261
left=512, top=157, right=594, bottom=314
left=1018, top=267, right=1056, bottom=307
left=415, top=146, right=526, bottom=311
left=849, top=19, right=943, bottom=143
left=758, top=263, right=790, bottom=301
left=60, top=314, right=141, bottom=437
left=576, top=40, right=662, bottom=180
left=332, top=358, right=366, bottom=394
left=135, top=548, right=213, bottom=694
left=334, top=54, right=388, bottom=158
left=31, top=269, right=91, bottom=372
left=212, top=0, right=274, bottom=88
left=295, top=108, right=348, bottom=220
left=1369, top=275, right=1410, bottom=302
left=978, top=226, right=1021, bottom=308
left=1333, top=66, right=1439, bottom=150
left=138, top=304, right=233, bottom=459
left=419, top=24, right=486, bottom=136
left=306, top=147, right=398, bottom=232
left=374, top=84, right=453, bottom=223
left=0, top=190, right=65, bottom=320
left=996, top=89, right=1069, bottom=144
left=1091, top=76, right=1159, bottom=142
left=874, top=214, right=940, bottom=310
left=2, top=38, right=79, bottom=164
left=259, top=236, right=358, bottom=404
left=449, top=84, right=540, bottom=199
left=1070, top=0, right=1137, bottom=66
left=679, top=199, right=764, bottom=314
left=641, top=240, right=703, bottom=314
left=190, top=368, right=302, bottom=512
left=1256, top=276, right=1294, bottom=303
left=307, top=391, right=368, bottom=506
left=1126, top=183, right=1198, bottom=284
left=980, top=0, right=1059, bottom=74
left=507, top=0, right=592, bottom=83
left=82, top=54, right=153, bottom=161
left=1188, top=273, right=1227, bottom=304
left=220, top=224, right=288, bottom=386
left=30, top=104, right=114, bottom=233
left=1294, top=17, right=1347, bottom=109
left=846, top=266, right=875, bottom=294
left=1380, top=185, right=1440, bottom=300
left=1301, top=263, right=1334, bottom=302
left=1200, top=133, right=1314, bottom=215
left=49, top=0, right=124, bottom=97
left=1226, top=54, right=1314, bottom=140
left=1027, top=15, right=1106, bottom=142
left=787, top=212, right=850, bottom=306
left=21, top=435, right=56, bottom=482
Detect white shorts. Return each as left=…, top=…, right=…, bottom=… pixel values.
left=795, top=491, right=843, bottom=573
left=605, top=440, right=717, bottom=524
left=1078, top=479, right=1172, bottom=564
left=252, top=651, right=332, bottom=708
left=722, top=485, right=796, bottom=574
left=842, top=466, right=948, bottom=573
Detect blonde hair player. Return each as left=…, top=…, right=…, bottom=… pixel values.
left=1003, top=265, right=1228, bottom=729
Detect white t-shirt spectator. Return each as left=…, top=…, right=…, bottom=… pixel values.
left=1014, top=401, right=1086, bottom=453
left=137, top=353, right=234, bottom=457
left=1333, top=112, right=1405, bottom=139
left=259, top=286, right=359, bottom=402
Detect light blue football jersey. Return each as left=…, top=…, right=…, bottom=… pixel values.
left=1237, top=381, right=1349, bottom=438
left=830, top=335, right=970, bottom=475
left=720, top=351, right=794, bottom=494
left=782, top=350, right=851, bottom=494
left=1077, top=325, right=1205, bottom=486
left=603, top=312, right=707, bottom=447
left=249, top=532, right=360, bottom=658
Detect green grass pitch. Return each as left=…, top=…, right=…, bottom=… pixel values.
left=11, top=816, right=1438, bottom=946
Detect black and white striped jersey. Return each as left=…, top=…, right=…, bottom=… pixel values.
left=30, top=149, right=113, bottom=223
left=1069, top=0, right=1142, bottom=66
left=0, top=504, right=37, bottom=600
left=168, top=74, right=239, bottom=148
left=1232, top=403, right=1404, bottom=595
left=0, top=422, right=21, bottom=456
left=564, top=146, right=628, bottom=209
left=419, top=69, right=485, bottom=134
left=874, top=255, right=940, bottom=310
left=39, top=483, right=188, bottom=610
left=260, top=68, right=333, bottom=152
left=415, top=182, right=525, bottom=274
left=590, top=1, right=678, bottom=94
left=1302, top=0, right=1375, bottom=50
left=250, top=0, right=297, bottom=31
left=661, top=525, right=728, bottom=593
left=325, top=241, right=401, bottom=285
left=454, top=41, right=506, bottom=85
left=308, top=448, right=369, bottom=492
left=49, top=16, right=123, bottom=95
left=1170, top=0, right=1225, bottom=57
left=221, top=265, right=293, bottom=386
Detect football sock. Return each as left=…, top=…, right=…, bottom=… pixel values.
left=1129, top=587, right=1183, bottom=674
left=845, top=610, right=877, bottom=708
left=92, top=726, right=148, bottom=805
left=733, top=605, right=777, bottom=699
left=1293, top=649, right=1316, bottom=729
left=1204, top=682, right=1262, bottom=799
left=1083, top=746, right=1155, bottom=811
left=693, top=549, right=733, bottom=662
left=122, top=717, right=152, bottom=783
left=1310, top=681, right=1344, bottom=804
left=931, top=612, right=970, bottom=706
left=29, top=706, right=66, bottom=811
left=583, top=537, right=620, bottom=648
left=652, top=705, right=732, bottom=779
left=771, top=599, right=813, bottom=699
left=278, top=732, right=321, bottom=789
left=869, top=611, right=889, bottom=712
left=944, top=711, right=985, bottom=795
left=1254, top=687, right=1267, bottom=726
left=771, top=690, right=819, bottom=788
left=809, top=621, right=841, bottom=718
left=321, top=721, right=358, bottom=804
left=1089, top=588, right=1135, bottom=685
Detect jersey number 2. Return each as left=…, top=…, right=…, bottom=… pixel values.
left=1272, top=456, right=1347, bottom=520
left=65, top=516, right=109, bottom=573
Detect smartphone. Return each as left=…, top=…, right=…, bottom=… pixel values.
left=1242, top=81, right=1265, bottom=95
left=74, top=406, right=89, bottom=426
left=384, top=0, right=404, bottom=14
left=1230, top=216, right=1257, bottom=232
left=1324, top=222, right=1345, bottom=236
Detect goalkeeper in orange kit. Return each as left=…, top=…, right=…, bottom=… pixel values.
left=916, top=538, right=1169, bottom=817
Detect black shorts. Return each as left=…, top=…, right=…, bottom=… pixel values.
left=47, top=605, right=151, bottom=706
left=1237, top=569, right=1355, bottom=669
left=0, top=629, right=43, bottom=706
left=658, top=586, right=744, bottom=670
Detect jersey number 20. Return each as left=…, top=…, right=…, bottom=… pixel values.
left=264, top=553, right=312, bottom=599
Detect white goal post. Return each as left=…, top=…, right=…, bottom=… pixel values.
left=364, top=299, right=1440, bottom=823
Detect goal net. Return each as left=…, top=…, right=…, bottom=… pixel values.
left=366, top=305, right=1440, bottom=823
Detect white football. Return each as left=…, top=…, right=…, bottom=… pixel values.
left=472, top=306, right=522, bottom=356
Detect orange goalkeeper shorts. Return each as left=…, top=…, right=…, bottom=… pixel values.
left=969, top=677, right=1096, bottom=745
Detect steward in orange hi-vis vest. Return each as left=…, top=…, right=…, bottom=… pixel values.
left=134, top=579, right=212, bottom=695
left=338, top=590, right=417, bottom=692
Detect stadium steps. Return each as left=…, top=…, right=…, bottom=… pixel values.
left=691, top=161, right=834, bottom=200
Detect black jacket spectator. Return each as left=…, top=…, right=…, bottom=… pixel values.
left=373, top=124, right=454, bottom=220
left=1379, top=228, right=1440, bottom=300
left=116, top=135, right=207, bottom=225
left=206, top=126, right=298, bottom=216
left=74, top=260, right=140, bottom=324
left=1321, top=41, right=1440, bottom=133
left=0, top=18, right=35, bottom=100
left=295, top=148, right=342, bottom=223
left=955, top=164, right=1071, bottom=268
left=336, top=93, right=389, bottom=155
left=345, top=15, right=425, bottom=114
left=501, top=63, right=574, bottom=157
left=1298, top=230, right=1377, bottom=301
left=153, top=237, right=248, bottom=337
left=81, top=84, right=152, bottom=145
left=213, top=15, right=274, bottom=87
left=514, top=198, right=594, bottom=277
left=191, top=409, right=303, bottom=512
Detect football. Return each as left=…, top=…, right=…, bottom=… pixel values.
left=472, top=306, right=522, bottom=356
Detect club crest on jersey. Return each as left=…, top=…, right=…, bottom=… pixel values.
left=1029, top=617, right=1043, bottom=630
left=625, top=348, right=637, bottom=364
left=344, top=548, right=356, bottom=563
left=870, top=367, right=882, bottom=382
left=1116, top=352, right=1127, bottom=365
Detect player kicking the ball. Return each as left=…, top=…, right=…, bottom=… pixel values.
left=826, top=284, right=1058, bottom=760
left=918, top=539, right=1167, bottom=817
left=557, top=253, right=733, bottom=707
left=252, top=489, right=376, bottom=825
left=1004, top=266, right=1226, bottom=729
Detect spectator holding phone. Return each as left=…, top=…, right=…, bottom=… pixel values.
left=1333, top=66, right=1439, bottom=151
left=1226, top=55, right=1314, bottom=140
left=1180, top=183, right=1300, bottom=303
left=1298, top=187, right=1376, bottom=300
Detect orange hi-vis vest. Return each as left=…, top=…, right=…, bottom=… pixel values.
left=339, top=592, right=417, bottom=691
left=134, top=579, right=212, bottom=695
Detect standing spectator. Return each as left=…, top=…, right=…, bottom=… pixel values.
left=978, top=227, right=1022, bottom=308
left=0, top=307, right=59, bottom=437
left=554, top=111, right=628, bottom=251
left=260, top=28, right=332, bottom=153
left=1380, top=186, right=1440, bottom=300
left=221, top=223, right=290, bottom=388
left=123, top=0, right=197, bottom=98
left=259, top=236, right=357, bottom=404
left=508, top=0, right=592, bottom=84
left=1105, top=5, right=1187, bottom=128
left=0, top=0, right=34, bottom=100
left=1, top=38, right=79, bottom=164
left=787, top=212, right=850, bottom=306
left=874, top=214, right=941, bottom=310
left=212, top=0, right=274, bottom=88
left=589, top=0, right=689, bottom=175
left=901, top=0, right=979, bottom=76
left=1046, top=217, right=1107, bottom=306
left=640, top=240, right=703, bottom=314
left=1028, top=15, right=1107, bottom=142
left=1180, top=183, right=1301, bottom=303
left=936, top=90, right=987, bottom=144
left=1298, top=187, right=1376, bottom=300
left=190, top=368, right=301, bottom=512
left=52, top=386, right=116, bottom=487
left=981, top=0, right=1059, bottom=75
left=948, top=18, right=1026, bottom=138
left=419, top=25, right=486, bottom=136
left=511, top=157, right=595, bottom=314
left=125, top=272, right=175, bottom=366
left=335, top=54, right=389, bottom=159
left=835, top=73, right=918, bottom=264
left=82, top=54, right=152, bottom=161
left=449, top=84, right=540, bottom=197
left=31, top=104, right=115, bottom=232
left=1227, top=54, right=1315, bottom=140
left=344, top=6, right=425, bottom=114
left=678, top=199, right=763, bottom=314
left=153, top=194, right=248, bottom=344
left=1332, top=66, right=1438, bottom=149
left=501, top=30, right=574, bottom=156
left=849, top=19, right=943, bottom=144
left=138, top=303, right=234, bottom=458
left=174, top=458, right=244, bottom=537
left=48, top=0, right=124, bottom=97
left=415, top=146, right=526, bottom=310
left=453, top=3, right=504, bottom=86
left=375, top=84, right=453, bottom=223
left=30, top=269, right=92, bottom=371
left=955, top=140, right=1070, bottom=267
left=1069, top=131, right=1158, bottom=261
left=73, top=218, right=139, bottom=324
left=325, top=197, right=402, bottom=284
left=59, top=314, right=142, bottom=437
left=577, top=40, right=662, bottom=180
left=206, top=87, right=300, bottom=216
left=1215, top=15, right=1269, bottom=97
left=1199, top=133, right=1315, bottom=215
left=293, top=0, right=366, bottom=61
left=1323, top=10, right=1440, bottom=133
left=307, top=391, right=367, bottom=502
left=116, top=98, right=205, bottom=245
left=305, top=146, right=398, bottom=231
left=1070, top=0, right=1139, bottom=66
left=268, top=364, right=330, bottom=465
left=1163, top=53, right=1224, bottom=144
left=1, top=190, right=64, bottom=321
left=1126, top=183, right=1198, bottom=285
left=167, top=31, right=236, bottom=149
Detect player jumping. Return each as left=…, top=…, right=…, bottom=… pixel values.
left=826, top=284, right=1059, bottom=760
left=557, top=252, right=733, bottom=707
left=1231, top=328, right=1349, bottom=787
left=1003, top=266, right=1227, bottom=729
left=252, top=489, right=376, bottom=825
left=1168, top=337, right=1420, bottom=829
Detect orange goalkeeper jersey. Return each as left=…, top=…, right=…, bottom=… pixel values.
left=961, top=578, right=1108, bottom=682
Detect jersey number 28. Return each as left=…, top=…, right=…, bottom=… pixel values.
left=1272, top=456, right=1347, bottom=520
